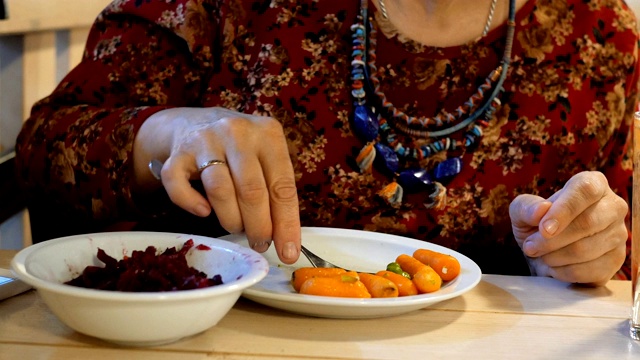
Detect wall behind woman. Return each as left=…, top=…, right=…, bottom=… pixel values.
left=0, top=0, right=110, bottom=249
left=629, top=0, right=640, bottom=20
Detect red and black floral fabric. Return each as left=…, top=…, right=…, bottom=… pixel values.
left=15, top=0, right=639, bottom=278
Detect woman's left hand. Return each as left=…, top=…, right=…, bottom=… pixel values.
left=509, top=171, right=628, bottom=286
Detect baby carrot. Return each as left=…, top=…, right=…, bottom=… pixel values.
left=412, top=266, right=442, bottom=293
left=395, top=254, right=427, bottom=276
left=358, top=273, right=399, bottom=298
left=299, top=272, right=371, bottom=298
left=376, top=270, right=418, bottom=296
left=396, top=254, right=442, bottom=293
left=291, top=267, right=346, bottom=292
left=413, top=248, right=461, bottom=281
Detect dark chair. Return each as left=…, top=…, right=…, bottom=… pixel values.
left=0, top=1, right=6, bottom=20
left=0, top=155, right=26, bottom=225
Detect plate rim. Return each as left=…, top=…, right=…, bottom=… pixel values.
left=224, top=227, right=482, bottom=315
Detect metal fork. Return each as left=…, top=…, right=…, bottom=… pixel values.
left=299, top=245, right=374, bottom=274
left=300, top=245, right=345, bottom=269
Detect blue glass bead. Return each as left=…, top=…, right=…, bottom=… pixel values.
left=485, top=106, right=496, bottom=116
left=433, top=157, right=462, bottom=180
left=398, top=168, right=433, bottom=193
left=351, top=88, right=366, bottom=98
left=353, top=105, right=379, bottom=141
left=465, top=135, right=474, bottom=146
left=374, top=143, right=399, bottom=173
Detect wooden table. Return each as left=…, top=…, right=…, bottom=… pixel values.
left=1, top=250, right=639, bottom=359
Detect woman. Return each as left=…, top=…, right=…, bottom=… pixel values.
left=15, top=0, right=638, bottom=285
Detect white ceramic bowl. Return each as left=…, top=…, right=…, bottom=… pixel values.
left=10, top=231, right=268, bottom=347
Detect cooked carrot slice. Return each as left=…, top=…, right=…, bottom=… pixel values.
left=411, top=266, right=442, bottom=293
left=299, top=273, right=371, bottom=298
left=358, top=273, right=399, bottom=298
left=376, top=270, right=418, bottom=296
left=396, top=254, right=442, bottom=293
left=413, top=248, right=461, bottom=281
left=291, top=267, right=346, bottom=292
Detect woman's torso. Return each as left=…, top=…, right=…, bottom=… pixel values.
left=189, top=0, right=636, bottom=274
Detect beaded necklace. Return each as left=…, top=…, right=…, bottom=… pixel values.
left=350, top=0, right=516, bottom=207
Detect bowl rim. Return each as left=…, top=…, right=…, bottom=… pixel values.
left=10, top=231, right=269, bottom=301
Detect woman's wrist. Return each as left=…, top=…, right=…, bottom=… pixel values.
left=132, top=108, right=180, bottom=193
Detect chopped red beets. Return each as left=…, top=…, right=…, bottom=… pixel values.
left=65, top=239, right=223, bottom=292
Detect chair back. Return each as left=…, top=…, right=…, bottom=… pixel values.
left=0, top=0, right=110, bottom=249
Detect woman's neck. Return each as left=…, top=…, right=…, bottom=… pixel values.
left=372, top=0, right=528, bottom=47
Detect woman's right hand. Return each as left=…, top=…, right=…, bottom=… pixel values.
left=133, top=107, right=301, bottom=264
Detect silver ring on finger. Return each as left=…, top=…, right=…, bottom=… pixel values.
left=198, top=159, right=227, bottom=173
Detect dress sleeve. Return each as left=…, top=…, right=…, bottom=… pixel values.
left=14, top=0, right=219, bottom=225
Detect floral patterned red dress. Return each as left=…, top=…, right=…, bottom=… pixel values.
left=15, top=0, right=639, bottom=278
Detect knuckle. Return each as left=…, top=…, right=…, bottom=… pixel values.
left=217, top=116, right=253, bottom=138
left=269, top=177, right=298, bottom=203
left=258, top=118, right=287, bottom=142
left=556, top=264, right=597, bottom=284
left=613, top=195, right=629, bottom=216
left=237, top=181, right=268, bottom=203
left=508, top=195, right=524, bottom=217
left=260, top=116, right=285, bottom=132
left=612, top=224, right=629, bottom=247
left=203, top=180, right=235, bottom=202
left=566, top=240, right=588, bottom=259
left=572, top=211, right=597, bottom=235
left=560, top=266, right=582, bottom=282
left=552, top=202, right=577, bottom=226
left=217, top=116, right=285, bottom=146
left=159, top=166, right=173, bottom=181
left=611, top=243, right=627, bottom=267
left=572, top=172, right=606, bottom=201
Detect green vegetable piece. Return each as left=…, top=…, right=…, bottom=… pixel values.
left=386, top=262, right=412, bottom=279
left=386, top=262, right=403, bottom=275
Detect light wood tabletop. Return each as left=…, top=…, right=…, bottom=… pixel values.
left=1, top=249, right=639, bottom=359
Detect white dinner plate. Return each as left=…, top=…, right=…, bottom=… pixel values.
left=223, top=227, right=481, bottom=319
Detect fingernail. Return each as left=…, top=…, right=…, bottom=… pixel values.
left=251, top=241, right=270, bottom=252
left=523, top=240, right=537, bottom=256
left=543, top=219, right=559, bottom=236
left=283, top=241, right=298, bottom=260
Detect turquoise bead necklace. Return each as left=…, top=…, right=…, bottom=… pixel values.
left=350, top=0, right=516, bottom=207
